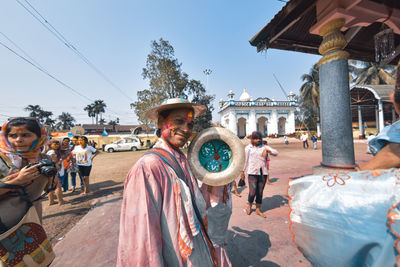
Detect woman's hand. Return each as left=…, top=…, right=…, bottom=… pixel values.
left=10, top=164, right=41, bottom=185
left=240, top=171, right=245, bottom=180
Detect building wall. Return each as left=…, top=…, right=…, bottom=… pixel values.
left=219, top=105, right=296, bottom=137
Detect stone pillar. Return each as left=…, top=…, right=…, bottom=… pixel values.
left=249, top=110, right=257, bottom=134
left=375, top=105, right=380, bottom=133
left=378, top=99, right=385, bottom=132
left=288, top=110, right=296, bottom=134
left=318, top=18, right=355, bottom=167
left=228, top=111, right=237, bottom=135
left=270, top=110, right=278, bottom=136
left=358, top=106, right=364, bottom=138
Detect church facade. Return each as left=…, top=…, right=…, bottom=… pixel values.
left=219, top=89, right=297, bottom=138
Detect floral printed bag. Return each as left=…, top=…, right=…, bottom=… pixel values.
left=0, top=183, right=55, bottom=267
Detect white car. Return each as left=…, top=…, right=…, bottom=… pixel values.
left=104, top=137, right=141, bottom=152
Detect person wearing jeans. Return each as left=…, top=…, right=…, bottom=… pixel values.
left=240, top=131, right=278, bottom=217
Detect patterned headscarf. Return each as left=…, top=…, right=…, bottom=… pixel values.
left=0, top=118, right=48, bottom=160
left=59, top=137, right=72, bottom=159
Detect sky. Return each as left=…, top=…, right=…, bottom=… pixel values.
left=0, top=0, right=320, bottom=126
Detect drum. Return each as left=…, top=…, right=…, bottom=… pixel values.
left=188, top=127, right=245, bottom=186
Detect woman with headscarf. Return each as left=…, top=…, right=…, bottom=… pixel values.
left=0, top=117, right=55, bottom=267
left=0, top=118, right=50, bottom=214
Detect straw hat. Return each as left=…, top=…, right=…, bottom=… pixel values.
left=145, top=98, right=207, bottom=122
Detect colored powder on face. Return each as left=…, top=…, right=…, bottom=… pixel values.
left=161, top=123, right=173, bottom=139
left=15, top=127, right=25, bottom=132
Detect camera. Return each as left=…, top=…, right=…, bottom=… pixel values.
left=27, top=159, right=58, bottom=177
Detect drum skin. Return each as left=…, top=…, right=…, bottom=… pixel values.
left=188, top=127, right=245, bottom=186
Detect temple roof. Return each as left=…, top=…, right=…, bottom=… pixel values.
left=239, top=88, right=252, bottom=101
left=249, top=0, right=400, bottom=65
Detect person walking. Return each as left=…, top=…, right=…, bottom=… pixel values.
left=72, top=136, right=98, bottom=195
left=241, top=131, right=278, bottom=218
left=311, top=134, right=318, bottom=150
left=117, top=98, right=228, bottom=266
left=301, top=132, right=309, bottom=149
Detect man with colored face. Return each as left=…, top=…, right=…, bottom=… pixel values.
left=158, top=108, right=195, bottom=149
left=117, top=98, right=228, bottom=267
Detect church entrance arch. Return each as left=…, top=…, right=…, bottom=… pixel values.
left=257, top=117, right=268, bottom=137
left=278, top=117, right=286, bottom=136
left=237, top=117, right=247, bottom=138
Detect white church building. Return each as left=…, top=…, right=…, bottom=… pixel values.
left=219, top=89, right=297, bottom=138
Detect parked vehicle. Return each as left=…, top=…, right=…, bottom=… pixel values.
left=104, top=137, right=141, bottom=152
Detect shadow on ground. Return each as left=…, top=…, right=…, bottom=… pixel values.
left=261, top=195, right=288, bottom=213
left=68, top=180, right=123, bottom=204
left=268, top=177, right=279, bottom=184
left=224, top=226, right=280, bottom=267
left=42, top=180, right=124, bottom=215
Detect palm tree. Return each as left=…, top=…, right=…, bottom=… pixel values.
left=299, top=64, right=320, bottom=131
left=99, top=118, right=106, bottom=125
left=92, top=100, right=107, bottom=124
left=300, top=63, right=320, bottom=108
left=84, top=104, right=96, bottom=124
left=44, top=117, right=56, bottom=129
left=39, top=110, right=53, bottom=125
left=24, top=105, right=43, bottom=118
left=24, top=105, right=55, bottom=125
left=108, top=118, right=119, bottom=131
left=349, top=60, right=395, bottom=85
left=57, top=112, right=75, bottom=130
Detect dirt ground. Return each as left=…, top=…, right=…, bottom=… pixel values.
left=42, top=139, right=372, bottom=249
left=41, top=150, right=147, bottom=245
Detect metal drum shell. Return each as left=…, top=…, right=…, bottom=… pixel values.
left=188, top=127, right=245, bottom=186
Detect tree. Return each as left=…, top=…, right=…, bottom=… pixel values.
left=349, top=60, right=395, bottom=85
left=57, top=112, right=75, bottom=130
left=108, top=118, right=120, bottom=131
left=84, top=104, right=96, bottom=124
left=131, top=38, right=214, bottom=131
left=295, top=97, right=319, bottom=131
left=298, top=64, right=320, bottom=130
left=24, top=105, right=55, bottom=126
left=188, top=80, right=214, bottom=131
left=44, top=117, right=56, bottom=129
left=99, top=118, right=106, bottom=125
left=300, top=63, right=320, bottom=108
left=24, top=105, right=42, bottom=118
left=93, top=100, right=107, bottom=124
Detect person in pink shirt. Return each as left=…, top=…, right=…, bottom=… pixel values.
left=240, top=131, right=278, bottom=217
left=117, top=98, right=230, bottom=267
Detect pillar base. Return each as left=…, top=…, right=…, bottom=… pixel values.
left=313, top=164, right=356, bottom=175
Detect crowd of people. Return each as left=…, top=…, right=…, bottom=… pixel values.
left=2, top=82, right=400, bottom=266
left=44, top=135, right=98, bottom=205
